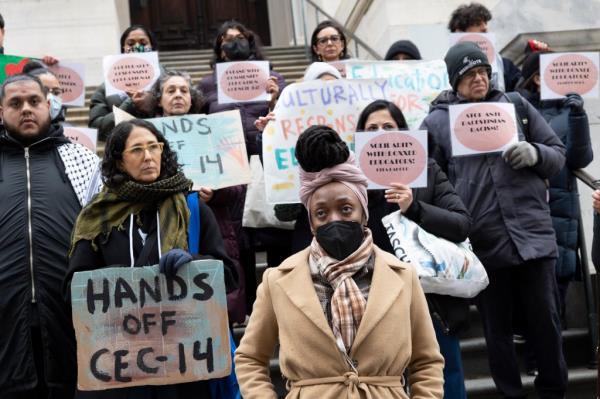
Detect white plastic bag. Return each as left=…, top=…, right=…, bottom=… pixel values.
left=381, top=210, right=488, bottom=298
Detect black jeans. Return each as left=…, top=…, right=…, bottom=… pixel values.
left=476, top=258, right=567, bottom=399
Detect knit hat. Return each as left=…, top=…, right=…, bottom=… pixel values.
left=303, top=62, right=342, bottom=81
left=385, top=40, right=422, bottom=61
left=444, top=41, right=492, bottom=91
left=520, top=52, right=541, bottom=83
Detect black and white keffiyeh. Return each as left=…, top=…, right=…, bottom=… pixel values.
left=57, top=143, right=102, bottom=206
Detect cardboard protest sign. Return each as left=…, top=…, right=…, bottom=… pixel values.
left=0, top=54, right=34, bottom=83
left=449, top=33, right=498, bottom=73
left=449, top=102, right=518, bottom=156
left=344, top=60, right=450, bottom=128
left=354, top=130, right=428, bottom=189
left=64, top=127, right=98, bottom=152
left=70, top=260, right=230, bottom=390
left=540, top=52, right=600, bottom=100
left=48, top=62, right=86, bottom=107
left=103, top=52, right=160, bottom=96
left=216, top=61, right=270, bottom=104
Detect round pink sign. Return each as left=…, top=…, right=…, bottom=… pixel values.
left=64, top=128, right=95, bottom=151
left=108, top=57, right=155, bottom=92
left=219, top=62, right=269, bottom=101
left=459, top=34, right=496, bottom=64
left=358, top=132, right=426, bottom=187
left=543, top=53, right=599, bottom=96
left=454, top=104, right=515, bottom=151
left=48, top=65, right=84, bottom=103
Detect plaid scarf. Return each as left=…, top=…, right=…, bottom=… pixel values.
left=309, top=228, right=374, bottom=353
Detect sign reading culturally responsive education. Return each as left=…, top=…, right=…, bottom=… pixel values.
left=354, top=130, right=428, bottom=189
left=103, top=52, right=160, bottom=96
left=449, top=102, right=518, bottom=156
left=70, top=260, right=231, bottom=390
left=64, top=127, right=98, bottom=152
left=216, top=60, right=270, bottom=104
left=48, top=62, right=86, bottom=107
left=540, top=52, right=600, bottom=100
left=449, top=32, right=498, bottom=73
left=0, top=54, right=33, bottom=83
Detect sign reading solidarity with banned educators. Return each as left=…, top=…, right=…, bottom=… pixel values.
left=64, top=127, right=98, bottom=152
left=354, top=130, right=428, bottom=189
left=449, top=102, right=518, bottom=156
left=540, top=52, right=600, bottom=100
left=449, top=33, right=498, bottom=73
left=0, top=54, right=33, bottom=83
left=48, top=62, right=86, bottom=107
left=103, top=52, right=160, bottom=96
left=70, top=261, right=230, bottom=390
left=216, top=60, right=270, bottom=104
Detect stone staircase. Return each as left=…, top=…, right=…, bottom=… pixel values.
left=64, top=46, right=311, bottom=127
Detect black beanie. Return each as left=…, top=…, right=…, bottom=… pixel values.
left=385, top=40, right=422, bottom=61
left=520, top=52, right=541, bottom=83
left=444, top=41, right=492, bottom=91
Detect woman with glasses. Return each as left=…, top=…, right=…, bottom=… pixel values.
left=64, top=119, right=238, bottom=399
left=310, top=20, right=350, bottom=62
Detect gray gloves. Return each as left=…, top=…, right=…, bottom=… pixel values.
left=563, top=93, right=584, bottom=113
left=502, top=141, right=539, bottom=169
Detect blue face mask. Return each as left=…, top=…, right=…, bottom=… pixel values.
left=47, top=93, right=63, bottom=121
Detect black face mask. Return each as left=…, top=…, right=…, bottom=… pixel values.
left=315, top=221, right=364, bottom=260
left=222, top=38, right=251, bottom=61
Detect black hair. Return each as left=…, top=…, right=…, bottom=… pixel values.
left=119, top=24, right=158, bottom=53
left=356, top=100, right=408, bottom=131
left=102, top=119, right=181, bottom=188
left=448, top=3, right=492, bottom=32
left=295, top=125, right=349, bottom=172
left=150, top=70, right=205, bottom=115
left=210, top=20, right=265, bottom=68
left=22, top=60, right=57, bottom=79
left=0, top=74, right=47, bottom=102
left=310, top=20, right=349, bottom=62
left=0, top=13, right=5, bottom=29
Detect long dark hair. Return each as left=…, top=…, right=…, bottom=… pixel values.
left=310, top=20, right=349, bottom=62
left=210, top=20, right=264, bottom=68
left=356, top=100, right=408, bottom=131
left=119, top=24, right=158, bottom=53
left=102, top=119, right=181, bottom=187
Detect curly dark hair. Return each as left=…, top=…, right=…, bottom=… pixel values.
left=295, top=125, right=350, bottom=172
left=448, top=3, right=492, bottom=32
left=150, top=70, right=205, bottom=115
left=102, top=119, right=181, bottom=188
left=210, top=20, right=265, bottom=68
left=356, top=100, right=408, bottom=132
left=310, top=20, right=350, bottom=62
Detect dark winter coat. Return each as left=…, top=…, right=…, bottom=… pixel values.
left=88, top=83, right=139, bottom=141
left=519, top=89, right=593, bottom=278
left=421, top=89, right=566, bottom=269
left=198, top=69, right=286, bottom=157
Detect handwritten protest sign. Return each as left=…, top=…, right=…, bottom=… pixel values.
left=355, top=130, right=428, bottom=189
left=449, top=102, right=518, bottom=156
left=70, top=260, right=230, bottom=390
left=0, top=54, right=33, bottom=83
left=48, top=62, right=86, bottom=107
left=103, top=52, right=160, bottom=96
left=216, top=60, right=270, bottom=104
left=449, top=33, right=498, bottom=73
left=114, top=107, right=250, bottom=190
left=344, top=60, right=450, bottom=128
left=540, top=52, right=600, bottom=100
left=64, top=127, right=98, bottom=152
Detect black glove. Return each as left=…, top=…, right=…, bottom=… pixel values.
left=563, top=93, right=584, bottom=113
left=159, top=248, right=193, bottom=277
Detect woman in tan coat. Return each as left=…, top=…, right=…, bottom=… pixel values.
left=235, top=125, right=444, bottom=398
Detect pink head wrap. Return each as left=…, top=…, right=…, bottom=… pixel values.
left=299, top=152, right=369, bottom=227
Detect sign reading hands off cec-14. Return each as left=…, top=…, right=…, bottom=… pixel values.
left=70, top=260, right=230, bottom=390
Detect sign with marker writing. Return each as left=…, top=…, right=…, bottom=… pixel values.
left=70, top=260, right=230, bottom=390
left=449, top=102, right=518, bottom=156
left=354, top=130, right=428, bottom=189
left=449, top=32, right=498, bottom=74
left=103, top=52, right=160, bottom=96
left=540, top=52, right=599, bottom=99
left=0, top=54, right=33, bottom=83
left=64, top=127, right=98, bottom=152
left=216, top=60, right=270, bottom=104
left=48, top=62, right=86, bottom=107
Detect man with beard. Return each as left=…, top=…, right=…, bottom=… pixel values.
left=0, top=74, right=101, bottom=398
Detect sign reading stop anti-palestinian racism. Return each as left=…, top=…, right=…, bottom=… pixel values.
left=540, top=52, right=600, bottom=100
left=449, top=102, right=518, bottom=156
left=216, top=61, right=270, bottom=104
left=64, top=127, right=98, bottom=152
left=70, top=260, right=230, bottom=390
left=103, top=52, right=160, bottom=96
left=449, top=33, right=498, bottom=74
left=48, top=62, right=86, bottom=107
left=354, top=130, right=428, bottom=189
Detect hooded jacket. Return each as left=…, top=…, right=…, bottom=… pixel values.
left=421, top=89, right=566, bottom=269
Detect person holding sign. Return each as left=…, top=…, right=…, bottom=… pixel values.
left=236, top=125, right=444, bottom=398
left=422, top=41, right=568, bottom=399
left=64, top=119, right=238, bottom=398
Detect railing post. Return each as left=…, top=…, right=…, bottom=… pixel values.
left=290, top=0, right=297, bottom=46
left=579, top=214, right=599, bottom=367
left=300, top=0, right=309, bottom=56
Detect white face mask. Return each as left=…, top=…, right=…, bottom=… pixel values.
left=47, top=93, right=63, bottom=121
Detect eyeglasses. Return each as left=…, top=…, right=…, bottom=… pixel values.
left=316, top=35, right=342, bottom=46
left=47, top=88, right=62, bottom=97
left=122, top=142, right=164, bottom=158
left=463, top=67, right=489, bottom=80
